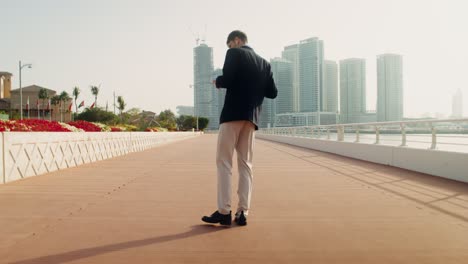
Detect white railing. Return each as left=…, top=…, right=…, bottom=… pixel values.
left=260, top=118, right=468, bottom=153
left=0, top=132, right=201, bottom=184
left=257, top=118, right=468, bottom=183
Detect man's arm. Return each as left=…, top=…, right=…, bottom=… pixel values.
left=215, top=49, right=239, bottom=89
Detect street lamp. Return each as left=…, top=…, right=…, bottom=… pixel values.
left=19, top=61, right=32, bottom=120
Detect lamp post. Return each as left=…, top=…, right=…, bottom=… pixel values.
left=19, top=61, right=32, bottom=120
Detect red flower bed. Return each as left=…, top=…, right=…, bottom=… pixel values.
left=0, top=120, right=28, bottom=131
left=0, top=120, right=71, bottom=132
left=23, top=119, right=70, bottom=132
left=67, top=120, right=102, bottom=132
left=110, top=127, right=122, bottom=132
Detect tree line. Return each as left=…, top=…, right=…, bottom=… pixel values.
left=36, top=86, right=208, bottom=131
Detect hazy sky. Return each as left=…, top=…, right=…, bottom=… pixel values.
left=1, top=0, right=467, bottom=117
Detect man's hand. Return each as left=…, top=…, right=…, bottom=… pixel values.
left=212, top=79, right=218, bottom=89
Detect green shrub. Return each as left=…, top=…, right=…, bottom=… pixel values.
left=75, top=108, right=118, bottom=124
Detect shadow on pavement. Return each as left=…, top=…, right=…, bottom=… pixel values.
left=9, top=224, right=233, bottom=264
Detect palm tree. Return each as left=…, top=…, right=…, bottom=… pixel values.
left=90, top=85, right=99, bottom=107
left=50, top=95, right=61, bottom=106
left=38, top=88, right=49, bottom=119
left=59, top=91, right=71, bottom=105
left=59, top=91, right=71, bottom=122
left=50, top=95, right=60, bottom=120
left=117, top=96, right=126, bottom=120
left=72, top=86, right=80, bottom=113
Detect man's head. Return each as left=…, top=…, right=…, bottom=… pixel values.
left=226, top=30, right=247, bottom=48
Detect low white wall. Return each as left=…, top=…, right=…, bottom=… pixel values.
left=1, top=132, right=200, bottom=184
left=257, top=134, right=468, bottom=183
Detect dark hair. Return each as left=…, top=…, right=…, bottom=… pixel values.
left=226, top=30, right=248, bottom=44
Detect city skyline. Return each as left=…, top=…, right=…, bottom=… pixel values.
left=1, top=0, right=466, bottom=118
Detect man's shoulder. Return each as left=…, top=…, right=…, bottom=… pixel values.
left=238, top=47, right=269, bottom=63
left=227, top=47, right=243, bottom=54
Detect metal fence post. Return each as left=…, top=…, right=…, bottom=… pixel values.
left=400, top=123, right=407, bottom=147
left=374, top=126, right=380, bottom=144
left=430, top=124, right=437, bottom=150
left=337, top=126, right=344, bottom=141
left=355, top=127, right=360, bottom=143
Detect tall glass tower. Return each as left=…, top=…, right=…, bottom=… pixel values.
left=259, top=58, right=293, bottom=128
left=298, top=37, right=324, bottom=114
left=193, top=43, right=215, bottom=128
left=377, top=54, right=403, bottom=121
left=282, top=44, right=300, bottom=112
left=323, top=60, right=338, bottom=113
left=213, top=68, right=225, bottom=128
left=340, top=58, right=366, bottom=124
left=271, top=58, right=293, bottom=115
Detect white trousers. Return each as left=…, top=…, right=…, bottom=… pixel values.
left=216, top=120, right=255, bottom=216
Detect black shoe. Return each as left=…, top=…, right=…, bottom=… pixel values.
left=202, top=211, right=232, bottom=226
left=234, top=211, right=247, bottom=226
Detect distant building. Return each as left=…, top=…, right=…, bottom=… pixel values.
left=259, top=98, right=275, bottom=128
left=258, top=58, right=294, bottom=129
left=212, top=68, right=225, bottom=129
left=452, top=89, right=463, bottom=118
left=271, top=58, right=293, bottom=115
left=340, top=58, right=366, bottom=124
left=0, top=72, right=13, bottom=115
left=377, top=54, right=403, bottom=121
left=282, top=44, right=300, bottom=112
left=193, top=43, right=216, bottom=129
left=10, top=85, right=56, bottom=111
left=0, top=72, right=13, bottom=99
left=126, top=110, right=157, bottom=127
left=176, top=105, right=194, bottom=116
left=275, top=112, right=337, bottom=127
left=298, top=37, right=324, bottom=113
left=323, top=60, right=338, bottom=113
left=354, top=111, right=377, bottom=124
left=269, top=37, right=338, bottom=127
left=10, top=84, right=72, bottom=122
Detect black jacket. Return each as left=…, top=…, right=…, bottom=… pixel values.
left=215, top=46, right=278, bottom=129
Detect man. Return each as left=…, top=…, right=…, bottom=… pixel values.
left=202, top=30, right=278, bottom=226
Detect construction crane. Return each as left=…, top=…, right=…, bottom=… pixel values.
left=188, top=25, right=208, bottom=46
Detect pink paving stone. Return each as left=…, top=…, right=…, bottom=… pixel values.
left=0, top=134, right=468, bottom=264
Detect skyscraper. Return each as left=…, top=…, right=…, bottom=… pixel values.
left=176, top=105, right=194, bottom=116
left=259, top=58, right=293, bottom=128
left=340, top=58, right=366, bottom=124
left=282, top=44, right=300, bottom=112
left=271, top=58, right=293, bottom=114
left=298, top=37, right=324, bottom=113
left=258, top=97, right=275, bottom=128
left=323, top=60, right=338, bottom=113
left=213, top=68, right=225, bottom=128
left=452, top=89, right=463, bottom=118
left=193, top=43, right=215, bottom=128
left=377, top=54, right=403, bottom=122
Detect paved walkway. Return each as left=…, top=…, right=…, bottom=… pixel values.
left=1, top=134, right=468, bottom=263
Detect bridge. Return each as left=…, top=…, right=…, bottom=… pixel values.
left=1, top=133, right=468, bottom=263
